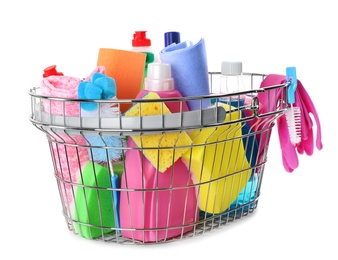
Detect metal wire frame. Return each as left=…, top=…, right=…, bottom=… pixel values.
left=29, top=72, right=288, bottom=244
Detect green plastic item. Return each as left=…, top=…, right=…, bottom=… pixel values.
left=74, top=162, right=116, bottom=239
left=141, top=52, right=155, bottom=90
left=112, top=160, right=124, bottom=180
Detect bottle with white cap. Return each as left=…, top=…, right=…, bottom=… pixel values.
left=219, top=61, right=246, bottom=106
left=135, top=62, right=189, bottom=113
left=219, top=61, right=260, bottom=170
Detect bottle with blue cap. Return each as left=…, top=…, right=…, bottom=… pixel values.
left=164, top=31, right=181, bottom=47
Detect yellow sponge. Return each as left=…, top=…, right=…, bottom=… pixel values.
left=124, top=92, right=192, bottom=173
left=182, top=103, right=252, bottom=214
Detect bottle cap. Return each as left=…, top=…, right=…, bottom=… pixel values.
left=164, top=31, right=180, bottom=47
left=221, top=61, right=242, bottom=76
left=144, top=52, right=155, bottom=66
left=144, top=63, right=174, bottom=91
left=132, top=31, right=151, bottom=47
left=43, top=65, right=64, bottom=78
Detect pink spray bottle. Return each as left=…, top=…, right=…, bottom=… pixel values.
left=119, top=62, right=197, bottom=242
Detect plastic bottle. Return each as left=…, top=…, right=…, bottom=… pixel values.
left=218, top=61, right=259, bottom=188
left=219, top=61, right=246, bottom=106
left=42, top=65, right=64, bottom=78
left=120, top=138, right=197, bottom=242
left=131, top=31, right=159, bottom=89
left=164, top=31, right=180, bottom=47
left=119, top=71, right=196, bottom=242
left=135, top=62, right=189, bottom=113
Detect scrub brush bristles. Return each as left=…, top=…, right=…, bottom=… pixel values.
left=285, top=105, right=301, bottom=145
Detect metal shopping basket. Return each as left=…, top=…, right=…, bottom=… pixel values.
left=28, top=72, right=288, bottom=244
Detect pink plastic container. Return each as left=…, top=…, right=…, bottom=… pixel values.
left=120, top=138, right=197, bottom=242
left=119, top=63, right=197, bottom=242
left=134, top=62, right=189, bottom=112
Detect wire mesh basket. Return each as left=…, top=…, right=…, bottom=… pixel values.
left=29, top=72, right=288, bottom=244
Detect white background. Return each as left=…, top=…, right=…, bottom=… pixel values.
left=1, top=0, right=336, bottom=259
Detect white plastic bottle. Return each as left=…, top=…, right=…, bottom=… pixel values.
left=131, top=31, right=160, bottom=62
left=219, top=61, right=246, bottom=106
left=219, top=61, right=259, bottom=170
left=131, top=31, right=160, bottom=90
left=135, top=62, right=189, bottom=113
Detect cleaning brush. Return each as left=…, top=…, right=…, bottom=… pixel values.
left=285, top=67, right=301, bottom=145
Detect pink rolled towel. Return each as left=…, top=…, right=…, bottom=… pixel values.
left=40, top=75, right=81, bottom=116
left=40, top=66, right=106, bottom=116
left=40, top=66, right=105, bottom=208
left=51, top=133, right=89, bottom=208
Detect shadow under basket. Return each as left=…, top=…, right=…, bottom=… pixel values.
left=28, top=72, right=288, bottom=244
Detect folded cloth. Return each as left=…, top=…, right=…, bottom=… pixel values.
left=159, top=38, right=210, bottom=110
left=258, top=74, right=323, bottom=172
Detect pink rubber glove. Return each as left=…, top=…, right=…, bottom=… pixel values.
left=259, top=74, right=322, bottom=172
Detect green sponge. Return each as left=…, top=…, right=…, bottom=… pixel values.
left=74, top=162, right=116, bottom=239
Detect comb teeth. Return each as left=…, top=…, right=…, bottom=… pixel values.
left=285, top=105, right=302, bottom=145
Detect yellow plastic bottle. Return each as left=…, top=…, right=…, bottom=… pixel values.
left=182, top=103, right=252, bottom=214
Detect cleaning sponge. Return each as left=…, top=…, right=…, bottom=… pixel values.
left=124, top=92, right=192, bottom=173
left=182, top=103, right=252, bottom=214
left=74, top=161, right=116, bottom=239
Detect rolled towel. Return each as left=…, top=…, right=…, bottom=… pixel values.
left=40, top=67, right=104, bottom=209
left=159, top=38, right=210, bottom=110
left=84, top=65, right=105, bottom=82
left=51, top=133, right=90, bottom=208
left=40, top=75, right=82, bottom=116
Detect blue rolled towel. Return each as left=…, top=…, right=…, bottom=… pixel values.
left=159, top=38, right=210, bottom=110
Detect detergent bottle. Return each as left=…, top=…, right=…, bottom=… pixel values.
left=119, top=90, right=197, bottom=242
left=135, top=62, right=189, bottom=113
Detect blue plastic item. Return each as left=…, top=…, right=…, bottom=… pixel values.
left=111, top=173, right=121, bottom=234
left=286, top=66, right=297, bottom=104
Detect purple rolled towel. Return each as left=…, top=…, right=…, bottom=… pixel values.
left=159, top=38, right=210, bottom=110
